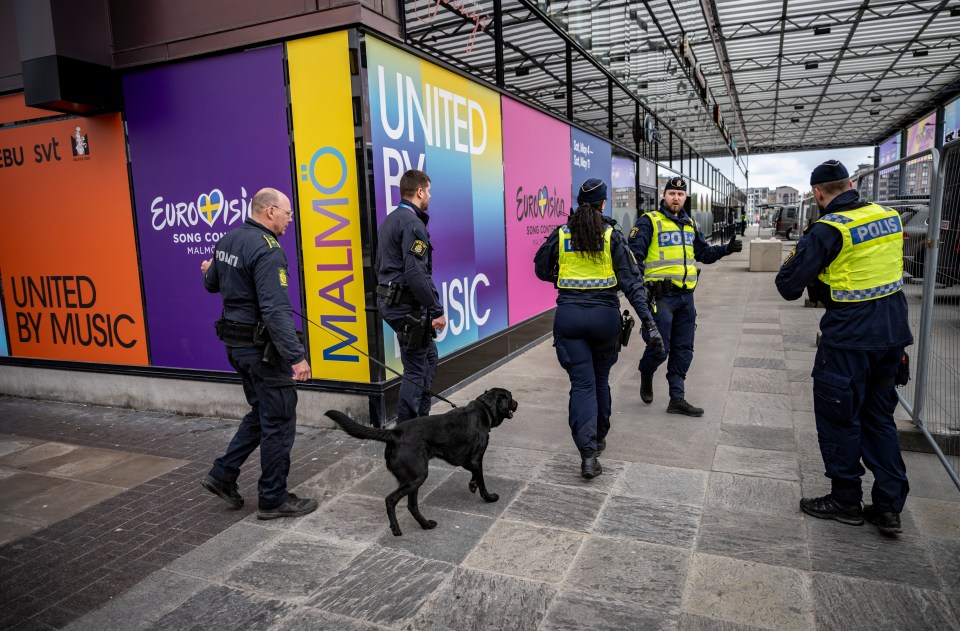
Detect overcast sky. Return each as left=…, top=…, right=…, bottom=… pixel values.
left=708, top=145, right=874, bottom=195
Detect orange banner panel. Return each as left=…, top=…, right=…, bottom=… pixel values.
left=0, top=114, right=148, bottom=364
left=0, top=93, right=62, bottom=126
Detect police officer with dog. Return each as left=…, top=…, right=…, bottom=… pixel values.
left=375, top=169, right=446, bottom=423
left=536, top=178, right=663, bottom=478
left=199, top=187, right=318, bottom=520
left=628, top=176, right=742, bottom=417
left=776, top=160, right=911, bottom=536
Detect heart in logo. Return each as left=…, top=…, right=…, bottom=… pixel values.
left=198, top=189, right=224, bottom=227
left=537, top=186, right=549, bottom=218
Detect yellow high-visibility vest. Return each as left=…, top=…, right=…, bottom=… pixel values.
left=557, top=225, right=616, bottom=289
left=644, top=210, right=698, bottom=289
left=817, top=202, right=904, bottom=302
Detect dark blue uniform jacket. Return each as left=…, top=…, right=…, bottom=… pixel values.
left=627, top=201, right=728, bottom=278
left=375, top=201, right=443, bottom=319
left=775, top=190, right=913, bottom=350
left=534, top=217, right=654, bottom=323
left=204, top=218, right=305, bottom=364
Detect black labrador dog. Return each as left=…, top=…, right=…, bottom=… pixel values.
left=325, top=387, right=518, bottom=536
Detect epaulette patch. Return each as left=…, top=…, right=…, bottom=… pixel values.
left=629, top=226, right=639, bottom=239
left=263, top=235, right=280, bottom=249
left=410, top=239, right=428, bottom=258
left=278, top=267, right=288, bottom=287
left=782, top=248, right=796, bottom=267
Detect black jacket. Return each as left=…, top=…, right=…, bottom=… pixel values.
left=375, top=200, right=443, bottom=319
left=203, top=218, right=305, bottom=364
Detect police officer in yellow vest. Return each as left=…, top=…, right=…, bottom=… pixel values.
left=536, top=179, right=663, bottom=478
left=776, top=160, right=912, bottom=536
left=628, top=176, right=741, bottom=416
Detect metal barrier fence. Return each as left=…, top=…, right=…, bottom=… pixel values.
left=857, top=146, right=960, bottom=492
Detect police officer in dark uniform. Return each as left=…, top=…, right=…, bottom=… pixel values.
left=199, top=187, right=318, bottom=520
left=628, top=177, right=742, bottom=416
left=375, top=169, right=446, bottom=423
left=535, top=178, right=663, bottom=478
left=776, top=160, right=912, bottom=535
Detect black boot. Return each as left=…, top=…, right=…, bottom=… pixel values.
left=580, top=450, right=602, bottom=479
left=863, top=504, right=902, bottom=535
left=667, top=398, right=704, bottom=417
left=640, top=372, right=654, bottom=404
left=596, top=438, right=606, bottom=455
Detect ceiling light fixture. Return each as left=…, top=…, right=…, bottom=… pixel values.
left=794, top=104, right=805, bottom=110
left=871, top=96, right=882, bottom=103
left=805, top=62, right=819, bottom=69
left=814, top=26, right=831, bottom=35
left=515, top=66, right=530, bottom=76
left=913, top=49, right=929, bottom=57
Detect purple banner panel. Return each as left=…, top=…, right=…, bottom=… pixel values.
left=124, top=46, right=300, bottom=370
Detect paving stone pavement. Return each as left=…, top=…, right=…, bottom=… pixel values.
left=1, top=235, right=958, bottom=630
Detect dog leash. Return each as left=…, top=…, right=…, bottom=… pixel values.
left=290, top=308, right=458, bottom=410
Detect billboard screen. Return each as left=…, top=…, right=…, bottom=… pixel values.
left=502, top=96, right=571, bottom=325
left=570, top=128, right=612, bottom=213
left=0, top=115, right=148, bottom=364
left=879, top=134, right=899, bottom=166
left=906, top=111, right=936, bottom=156
left=612, top=156, right=638, bottom=231
left=366, top=37, right=508, bottom=371
left=945, top=97, right=959, bottom=145
left=288, top=32, right=370, bottom=382
left=124, top=46, right=300, bottom=371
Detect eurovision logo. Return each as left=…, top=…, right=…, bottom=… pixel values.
left=515, top=185, right=566, bottom=221
left=150, top=187, right=251, bottom=231
left=71, top=127, right=90, bottom=160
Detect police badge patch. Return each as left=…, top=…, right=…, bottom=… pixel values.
left=782, top=249, right=796, bottom=267
left=629, top=227, right=639, bottom=239
left=278, top=267, right=288, bottom=287
left=410, top=239, right=428, bottom=258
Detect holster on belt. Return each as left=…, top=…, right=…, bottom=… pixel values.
left=215, top=319, right=267, bottom=346
left=400, top=311, right=435, bottom=350
left=376, top=282, right=420, bottom=308
left=617, top=310, right=635, bottom=351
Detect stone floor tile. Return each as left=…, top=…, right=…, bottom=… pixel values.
left=902, top=451, right=960, bottom=502
left=793, top=428, right=820, bottom=456
left=349, top=465, right=453, bottom=501
left=61, top=570, right=207, bottom=631
left=805, top=519, right=941, bottom=590
left=595, top=495, right=701, bottom=549
left=740, top=335, right=783, bottom=349
left=293, top=494, right=390, bottom=544
left=614, top=462, right=708, bottom=506
left=0, top=472, right=70, bottom=508
left=713, top=445, right=799, bottom=481
left=474, top=444, right=551, bottom=481
left=904, top=497, right=960, bottom=539
left=729, top=368, right=792, bottom=395
left=15, top=446, right=131, bottom=478
left=682, top=553, right=814, bottom=631
left=542, top=592, right=678, bottom=631
left=0, top=436, right=44, bottom=459
left=503, top=482, right=606, bottom=532
left=377, top=507, right=494, bottom=564
left=409, top=567, right=556, bottom=631
left=423, top=471, right=524, bottom=518
left=150, top=584, right=293, bottom=631
left=0, top=515, right=43, bottom=546
left=787, top=369, right=811, bottom=383
left=565, top=536, right=690, bottom=613
left=719, top=425, right=796, bottom=452
left=535, top=453, right=625, bottom=493
left=812, top=572, right=959, bottom=631
left=266, top=608, right=388, bottom=631
left=721, top=393, right=793, bottom=429
left=925, top=535, right=960, bottom=614
left=79, top=454, right=186, bottom=487
left=0, top=442, right=78, bottom=467
left=705, top=472, right=802, bottom=516
left=696, top=505, right=809, bottom=570
left=5, top=480, right=124, bottom=525
left=463, top=520, right=583, bottom=583
left=678, top=613, right=770, bottom=630
left=307, top=547, right=453, bottom=625
left=741, top=328, right=782, bottom=336
left=733, top=357, right=786, bottom=370
left=735, top=344, right=785, bottom=360
left=224, top=532, right=361, bottom=601
left=164, top=522, right=281, bottom=579
left=289, top=453, right=380, bottom=505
